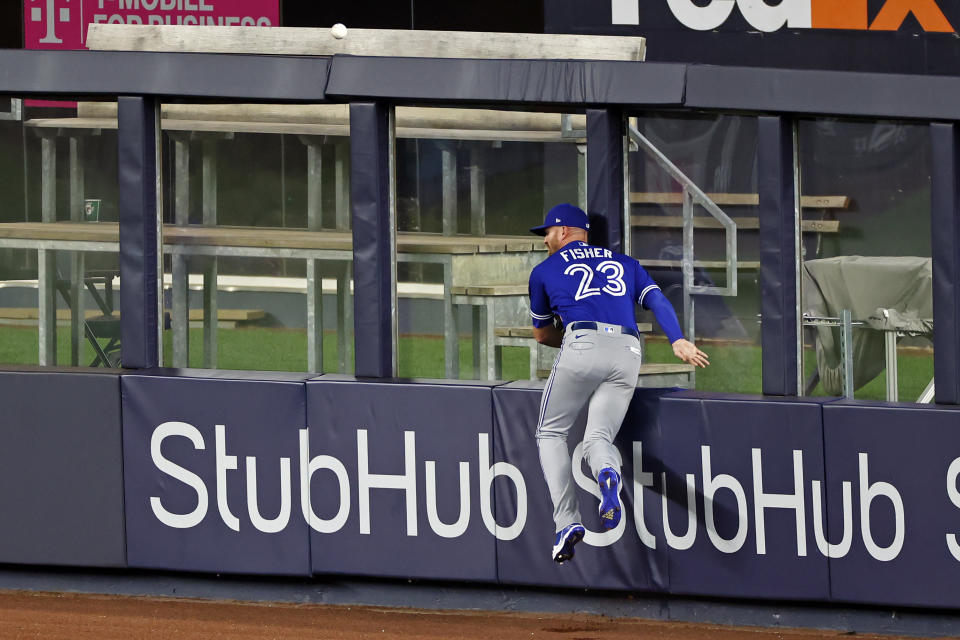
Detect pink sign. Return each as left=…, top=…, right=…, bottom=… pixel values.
left=24, top=0, right=279, bottom=106
left=24, top=0, right=279, bottom=49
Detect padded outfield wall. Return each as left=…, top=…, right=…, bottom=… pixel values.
left=8, top=368, right=960, bottom=609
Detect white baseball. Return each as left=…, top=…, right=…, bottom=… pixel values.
left=331, top=23, right=348, bottom=39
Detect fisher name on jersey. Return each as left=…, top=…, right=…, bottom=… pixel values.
left=528, top=241, right=660, bottom=330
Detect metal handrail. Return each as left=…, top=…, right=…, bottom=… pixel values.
left=628, top=123, right=738, bottom=344
left=0, top=98, right=21, bottom=121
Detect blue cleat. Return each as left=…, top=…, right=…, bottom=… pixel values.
left=598, top=467, right=621, bottom=530
left=552, top=523, right=585, bottom=563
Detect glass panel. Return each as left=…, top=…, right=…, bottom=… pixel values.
left=0, top=98, right=121, bottom=368
left=156, top=103, right=353, bottom=373
left=628, top=113, right=761, bottom=393
left=393, top=107, right=578, bottom=380
left=799, top=119, right=932, bottom=402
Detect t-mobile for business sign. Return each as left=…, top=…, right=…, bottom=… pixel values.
left=24, top=0, right=279, bottom=50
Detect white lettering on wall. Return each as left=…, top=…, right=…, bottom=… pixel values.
left=752, top=449, right=807, bottom=556
left=245, top=454, right=291, bottom=534
left=479, top=433, right=527, bottom=541
left=737, top=0, right=810, bottom=32
left=702, top=445, right=748, bottom=553
left=425, top=460, right=471, bottom=538
left=811, top=478, right=853, bottom=558
left=661, top=470, right=697, bottom=550
left=632, top=442, right=657, bottom=549
left=667, top=0, right=810, bottom=32
left=299, top=429, right=350, bottom=534
left=946, top=457, right=960, bottom=562
left=144, top=423, right=923, bottom=566
left=357, top=429, right=417, bottom=536
left=859, top=452, right=905, bottom=562
left=215, top=424, right=240, bottom=531
left=666, top=0, right=735, bottom=31
left=611, top=0, right=639, bottom=25
left=150, top=421, right=209, bottom=529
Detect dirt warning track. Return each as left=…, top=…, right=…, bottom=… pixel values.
left=0, top=590, right=942, bottom=640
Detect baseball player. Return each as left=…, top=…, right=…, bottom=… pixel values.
left=528, top=203, right=708, bottom=563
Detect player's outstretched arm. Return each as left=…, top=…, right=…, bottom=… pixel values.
left=643, top=287, right=710, bottom=368
left=671, top=338, right=710, bottom=368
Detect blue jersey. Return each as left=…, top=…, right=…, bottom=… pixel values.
left=528, top=241, right=661, bottom=330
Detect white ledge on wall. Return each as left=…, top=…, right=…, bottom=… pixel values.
left=86, top=24, right=646, bottom=62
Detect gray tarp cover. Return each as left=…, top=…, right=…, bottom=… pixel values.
left=802, top=256, right=932, bottom=395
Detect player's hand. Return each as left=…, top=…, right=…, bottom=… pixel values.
left=671, top=338, right=709, bottom=368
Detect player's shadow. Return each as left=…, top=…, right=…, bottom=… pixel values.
left=656, top=464, right=741, bottom=537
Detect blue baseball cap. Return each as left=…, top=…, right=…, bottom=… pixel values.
left=529, top=203, right=590, bottom=236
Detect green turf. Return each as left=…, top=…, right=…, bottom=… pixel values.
left=644, top=339, right=933, bottom=401
left=0, top=325, right=934, bottom=401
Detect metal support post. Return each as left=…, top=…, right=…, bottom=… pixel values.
left=443, top=261, right=458, bottom=378
left=172, top=135, right=190, bottom=367
left=69, top=136, right=85, bottom=365
left=337, top=262, right=352, bottom=373
left=201, top=138, right=218, bottom=368
left=39, top=133, right=57, bottom=365
left=303, top=135, right=325, bottom=372
left=841, top=309, right=854, bottom=399
left=442, top=144, right=457, bottom=236
left=304, top=137, right=323, bottom=231
left=577, top=144, right=587, bottom=212
left=469, top=145, right=485, bottom=236
left=472, top=305, right=484, bottom=379
left=681, top=188, right=695, bottom=343
left=335, top=140, right=351, bottom=231
left=885, top=331, right=899, bottom=402
left=307, top=260, right=324, bottom=372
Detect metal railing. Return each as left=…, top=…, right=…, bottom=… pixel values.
left=627, top=123, right=738, bottom=343
left=0, top=98, right=22, bottom=121
left=803, top=311, right=935, bottom=402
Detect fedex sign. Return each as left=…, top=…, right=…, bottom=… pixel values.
left=613, top=0, right=955, bottom=33
left=24, top=0, right=279, bottom=50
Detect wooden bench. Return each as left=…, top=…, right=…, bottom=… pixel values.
left=497, top=323, right=654, bottom=381
left=0, top=307, right=266, bottom=329
left=630, top=193, right=850, bottom=208
left=630, top=192, right=851, bottom=241
left=536, top=362, right=696, bottom=388
left=631, top=215, right=839, bottom=234
left=450, top=284, right=531, bottom=380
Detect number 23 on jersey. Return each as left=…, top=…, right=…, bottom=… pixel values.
left=563, top=260, right=627, bottom=301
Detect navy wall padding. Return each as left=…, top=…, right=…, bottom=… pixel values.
left=121, top=372, right=311, bottom=576
left=685, top=65, right=960, bottom=121
left=118, top=96, right=159, bottom=369
left=0, top=371, right=125, bottom=567
left=0, top=49, right=330, bottom=101
left=659, top=392, right=830, bottom=600
left=350, top=102, right=394, bottom=378
left=493, top=383, right=671, bottom=591
left=930, top=123, right=960, bottom=404
left=586, top=109, right=625, bottom=253
left=758, top=116, right=798, bottom=396
left=306, top=378, right=497, bottom=582
left=326, top=56, right=687, bottom=106
left=823, top=401, right=960, bottom=608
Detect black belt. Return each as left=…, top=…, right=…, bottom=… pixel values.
left=567, top=321, right=640, bottom=340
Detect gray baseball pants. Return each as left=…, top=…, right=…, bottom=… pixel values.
left=536, top=324, right=643, bottom=532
